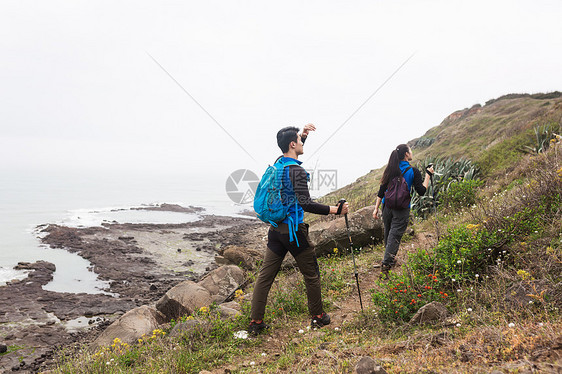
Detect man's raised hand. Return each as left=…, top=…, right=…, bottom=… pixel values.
left=301, top=123, right=316, bottom=138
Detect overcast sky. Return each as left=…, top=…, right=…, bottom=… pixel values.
left=1, top=0, right=561, bottom=193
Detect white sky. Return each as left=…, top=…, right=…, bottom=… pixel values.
left=1, top=0, right=561, bottom=192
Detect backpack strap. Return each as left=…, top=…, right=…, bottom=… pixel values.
left=275, top=158, right=302, bottom=246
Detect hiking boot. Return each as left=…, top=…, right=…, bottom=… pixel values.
left=248, top=321, right=269, bottom=336
left=379, top=264, right=391, bottom=280
left=311, top=312, right=331, bottom=328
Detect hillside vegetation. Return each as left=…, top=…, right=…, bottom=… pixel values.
left=313, top=92, right=562, bottom=220
left=49, top=94, right=562, bottom=373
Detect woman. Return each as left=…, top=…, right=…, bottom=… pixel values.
left=372, top=144, right=433, bottom=276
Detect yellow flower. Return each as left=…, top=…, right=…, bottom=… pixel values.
left=199, top=306, right=209, bottom=314
left=557, top=167, right=562, bottom=178
left=186, top=316, right=194, bottom=320
left=234, top=289, right=245, bottom=299
left=466, top=223, right=481, bottom=232
left=517, top=269, right=532, bottom=281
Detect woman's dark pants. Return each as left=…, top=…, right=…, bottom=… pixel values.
left=382, top=206, right=410, bottom=268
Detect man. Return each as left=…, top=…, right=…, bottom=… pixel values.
left=249, top=124, right=349, bottom=335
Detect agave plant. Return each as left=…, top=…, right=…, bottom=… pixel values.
left=524, top=123, right=560, bottom=154
left=410, top=156, right=480, bottom=219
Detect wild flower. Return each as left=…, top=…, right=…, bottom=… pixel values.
left=517, top=269, right=532, bottom=280
left=199, top=306, right=209, bottom=314
left=467, top=308, right=472, bottom=312
left=457, top=260, right=462, bottom=264
left=298, top=329, right=304, bottom=334
left=234, top=289, right=245, bottom=300
left=466, top=223, right=481, bottom=231
left=333, top=248, right=338, bottom=254
left=456, top=323, right=461, bottom=327
left=508, top=323, right=515, bottom=328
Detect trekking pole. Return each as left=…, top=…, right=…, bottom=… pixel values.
left=427, top=164, right=440, bottom=241
left=339, top=199, right=364, bottom=311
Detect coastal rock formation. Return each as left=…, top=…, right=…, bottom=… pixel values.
left=0, top=261, right=136, bottom=373
left=198, top=265, right=245, bottom=303
left=91, top=305, right=167, bottom=348
left=156, top=281, right=213, bottom=321
left=309, top=206, right=383, bottom=256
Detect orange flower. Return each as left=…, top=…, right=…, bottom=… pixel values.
left=444, top=293, right=448, bottom=297
left=417, top=294, right=422, bottom=297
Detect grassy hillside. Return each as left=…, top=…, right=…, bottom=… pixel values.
left=48, top=94, right=562, bottom=373
left=312, top=92, right=562, bottom=221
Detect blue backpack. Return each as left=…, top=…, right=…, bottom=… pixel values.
left=254, top=158, right=301, bottom=245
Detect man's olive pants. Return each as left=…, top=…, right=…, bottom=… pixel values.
left=250, top=224, right=323, bottom=321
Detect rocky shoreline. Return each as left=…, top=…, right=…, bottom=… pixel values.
left=0, top=206, right=265, bottom=373
left=0, top=204, right=381, bottom=373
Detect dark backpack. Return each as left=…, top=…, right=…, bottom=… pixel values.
left=384, top=167, right=412, bottom=209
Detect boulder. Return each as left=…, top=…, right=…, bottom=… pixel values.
left=221, top=246, right=262, bottom=270
left=221, top=301, right=241, bottom=311
left=409, top=301, right=449, bottom=324
left=309, top=206, right=383, bottom=256
left=217, top=305, right=240, bottom=319
left=169, top=319, right=201, bottom=338
left=91, top=305, right=166, bottom=348
left=355, top=356, right=387, bottom=374
left=156, top=281, right=213, bottom=321
left=198, top=265, right=245, bottom=303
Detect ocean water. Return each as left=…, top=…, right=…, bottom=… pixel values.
left=0, top=167, right=251, bottom=293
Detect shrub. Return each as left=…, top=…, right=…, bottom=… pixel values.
left=441, top=179, right=484, bottom=210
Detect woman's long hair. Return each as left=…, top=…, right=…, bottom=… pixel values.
left=380, top=144, right=410, bottom=185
